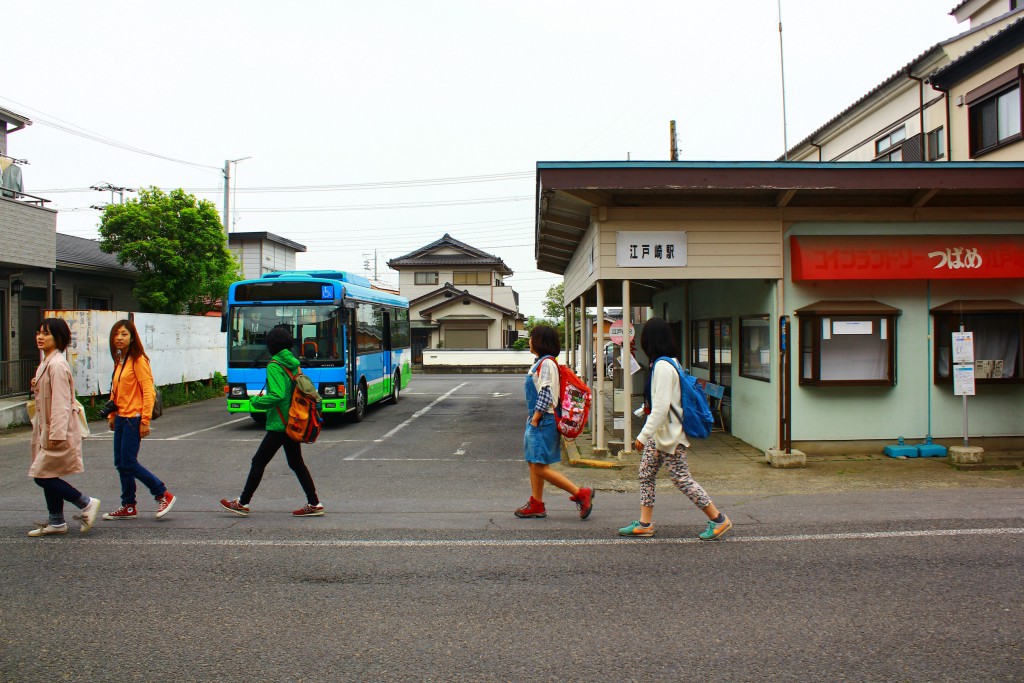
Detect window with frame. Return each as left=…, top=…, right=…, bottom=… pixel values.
left=690, top=319, right=709, bottom=369
left=796, top=302, right=899, bottom=386
left=356, top=302, right=384, bottom=354
left=453, top=271, right=489, bottom=286
left=968, top=66, right=1022, bottom=157
left=390, top=307, right=410, bottom=349
left=740, top=316, right=771, bottom=382
left=926, top=126, right=945, bottom=161
left=931, top=302, right=1023, bottom=384
left=78, top=295, right=110, bottom=310
left=414, top=272, right=439, bottom=285
left=875, top=126, right=906, bottom=161
left=690, top=318, right=731, bottom=385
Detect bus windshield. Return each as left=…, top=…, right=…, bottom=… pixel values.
left=229, top=304, right=345, bottom=366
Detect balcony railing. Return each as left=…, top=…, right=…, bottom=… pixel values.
left=0, top=188, right=51, bottom=207
left=0, top=359, right=36, bottom=398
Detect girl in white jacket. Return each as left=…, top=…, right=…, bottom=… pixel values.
left=618, top=317, right=731, bottom=540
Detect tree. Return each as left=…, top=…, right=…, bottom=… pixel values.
left=524, top=314, right=565, bottom=348
left=99, top=187, right=242, bottom=314
left=542, top=282, right=565, bottom=321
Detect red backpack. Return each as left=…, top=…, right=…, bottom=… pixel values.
left=535, top=356, right=592, bottom=440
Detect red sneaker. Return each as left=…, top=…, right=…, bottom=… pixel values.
left=293, top=503, right=325, bottom=517
left=570, top=487, right=595, bottom=520
left=220, top=499, right=250, bottom=516
left=514, top=496, right=547, bottom=518
left=103, top=504, right=137, bottom=520
left=155, top=491, right=176, bottom=519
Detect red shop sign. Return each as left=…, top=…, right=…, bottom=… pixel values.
left=791, top=235, right=1024, bottom=281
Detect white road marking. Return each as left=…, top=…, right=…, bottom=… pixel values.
left=3, top=527, right=1020, bottom=548
left=167, top=417, right=251, bottom=440
left=344, top=382, right=468, bottom=460
left=454, top=441, right=470, bottom=456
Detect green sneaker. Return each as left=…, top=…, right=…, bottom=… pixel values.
left=618, top=520, right=655, bottom=537
left=699, top=516, right=732, bottom=541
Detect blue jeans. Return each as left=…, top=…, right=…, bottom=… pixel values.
left=114, top=415, right=166, bottom=505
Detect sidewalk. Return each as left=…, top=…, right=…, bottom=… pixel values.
left=561, top=429, right=1024, bottom=497
left=0, top=396, right=30, bottom=430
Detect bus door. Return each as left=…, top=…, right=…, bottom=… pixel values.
left=383, top=310, right=393, bottom=392
left=347, top=306, right=358, bottom=406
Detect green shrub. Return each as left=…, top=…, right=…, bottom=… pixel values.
left=78, top=372, right=226, bottom=421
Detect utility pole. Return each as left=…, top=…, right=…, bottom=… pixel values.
left=222, top=156, right=251, bottom=232
left=777, top=0, right=789, bottom=160
left=669, top=120, right=679, bottom=161
left=91, top=182, right=135, bottom=206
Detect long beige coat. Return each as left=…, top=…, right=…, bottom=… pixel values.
left=28, top=352, right=84, bottom=478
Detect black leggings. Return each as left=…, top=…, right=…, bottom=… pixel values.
left=34, top=477, right=86, bottom=517
left=240, top=431, right=319, bottom=506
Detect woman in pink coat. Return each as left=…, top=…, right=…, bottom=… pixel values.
left=27, top=318, right=101, bottom=537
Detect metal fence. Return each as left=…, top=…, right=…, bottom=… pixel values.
left=0, top=359, right=36, bottom=398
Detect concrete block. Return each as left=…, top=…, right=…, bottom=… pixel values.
left=765, top=448, right=806, bottom=468
left=948, top=446, right=985, bottom=464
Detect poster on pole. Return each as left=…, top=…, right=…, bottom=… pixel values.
left=953, top=363, right=975, bottom=396
left=952, top=331, right=974, bottom=364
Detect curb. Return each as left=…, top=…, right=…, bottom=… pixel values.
left=562, top=437, right=627, bottom=469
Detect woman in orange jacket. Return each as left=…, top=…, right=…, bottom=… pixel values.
left=102, top=319, right=176, bottom=521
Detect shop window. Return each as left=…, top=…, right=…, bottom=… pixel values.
left=414, top=272, right=439, bottom=285
left=796, top=301, right=900, bottom=387
left=967, top=66, right=1023, bottom=157
left=931, top=301, right=1023, bottom=384
left=690, top=319, right=709, bottom=369
left=691, top=317, right=731, bottom=385
left=740, top=316, right=771, bottom=382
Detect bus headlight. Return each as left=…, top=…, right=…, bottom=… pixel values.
left=229, top=384, right=248, bottom=398
left=322, top=385, right=338, bottom=397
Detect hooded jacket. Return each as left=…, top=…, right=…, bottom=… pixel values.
left=251, top=348, right=301, bottom=433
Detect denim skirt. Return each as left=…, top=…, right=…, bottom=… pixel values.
left=523, top=413, right=560, bottom=465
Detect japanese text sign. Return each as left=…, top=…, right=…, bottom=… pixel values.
left=616, top=231, right=687, bottom=268
left=791, top=235, right=1024, bottom=280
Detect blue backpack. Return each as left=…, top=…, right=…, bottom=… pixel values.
left=651, top=357, right=715, bottom=439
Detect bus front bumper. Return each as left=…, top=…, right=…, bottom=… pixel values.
left=226, top=398, right=348, bottom=414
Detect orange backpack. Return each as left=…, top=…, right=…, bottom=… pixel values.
left=272, top=361, right=323, bottom=444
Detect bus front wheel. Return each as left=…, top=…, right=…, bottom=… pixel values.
left=388, top=371, right=401, bottom=404
left=349, top=381, right=367, bottom=423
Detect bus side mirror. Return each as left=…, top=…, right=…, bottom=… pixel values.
left=220, top=313, right=228, bottom=334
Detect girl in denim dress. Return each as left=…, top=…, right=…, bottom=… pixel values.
left=514, top=325, right=594, bottom=520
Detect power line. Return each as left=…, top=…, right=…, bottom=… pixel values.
left=0, top=96, right=222, bottom=172
left=35, top=171, right=533, bottom=195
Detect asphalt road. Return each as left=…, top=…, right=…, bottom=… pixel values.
left=1, top=374, right=1021, bottom=682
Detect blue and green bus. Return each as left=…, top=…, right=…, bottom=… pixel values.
left=223, top=270, right=410, bottom=423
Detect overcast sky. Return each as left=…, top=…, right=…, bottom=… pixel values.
left=6, top=1, right=963, bottom=315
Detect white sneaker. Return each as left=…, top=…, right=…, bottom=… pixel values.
left=74, top=497, right=101, bottom=533
left=28, top=523, right=68, bottom=537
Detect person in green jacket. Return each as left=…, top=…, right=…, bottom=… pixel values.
left=220, top=326, right=324, bottom=517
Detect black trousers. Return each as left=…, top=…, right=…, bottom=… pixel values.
left=34, top=477, right=86, bottom=516
left=240, top=430, right=319, bottom=506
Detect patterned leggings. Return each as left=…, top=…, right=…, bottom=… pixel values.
left=638, top=439, right=711, bottom=509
